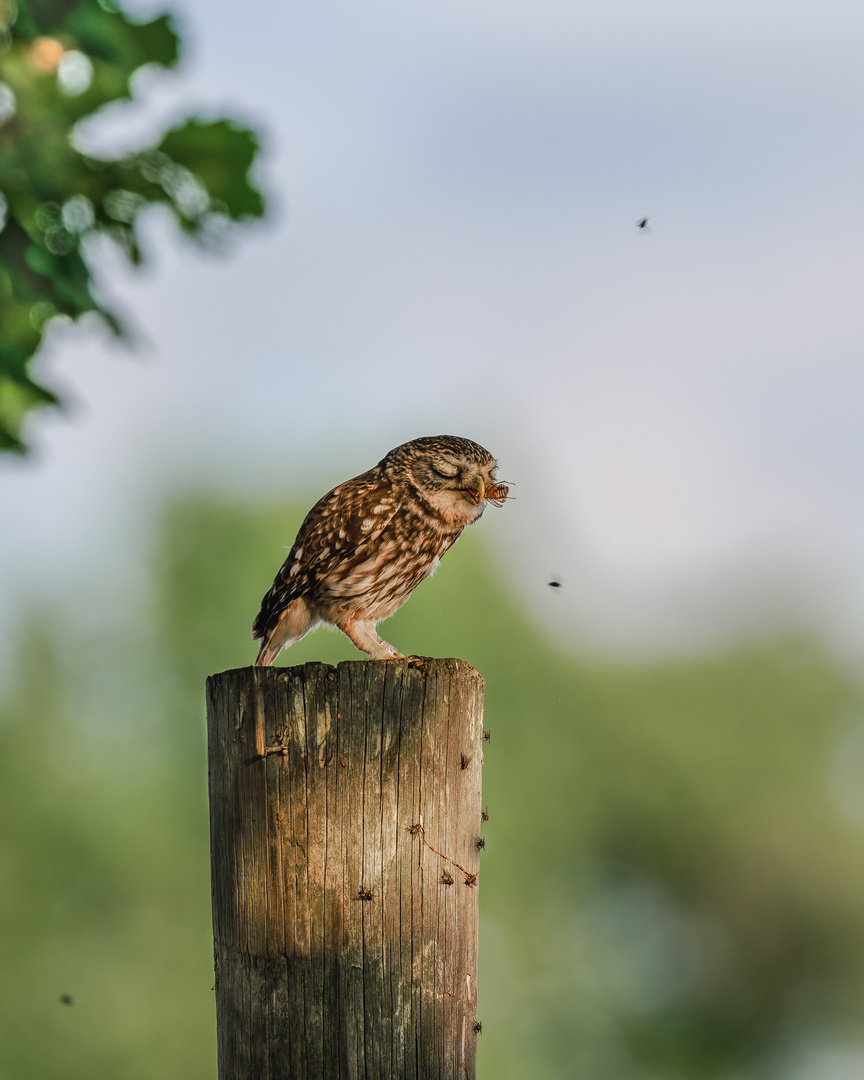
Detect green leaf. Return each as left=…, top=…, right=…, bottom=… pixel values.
left=0, top=0, right=268, bottom=454
left=66, top=7, right=180, bottom=72
left=0, top=369, right=59, bottom=452
left=157, top=119, right=266, bottom=221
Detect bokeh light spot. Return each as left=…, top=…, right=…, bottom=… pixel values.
left=0, top=80, right=15, bottom=125
left=62, top=194, right=95, bottom=234
left=30, top=36, right=65, bottom=73
left=57, top=50, right=94, bottom=96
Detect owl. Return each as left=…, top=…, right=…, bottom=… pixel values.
left=251, top=435, right=506, bottom=665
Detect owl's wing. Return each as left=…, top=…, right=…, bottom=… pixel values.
left=252, top=471, right=400, bottom=640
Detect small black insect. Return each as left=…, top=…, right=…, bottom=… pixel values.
left=636, top=217, right=649, bottom=229
left=473, top=1021, right=483, bottom=1034
left=440, top=870, right=454, bottom=886
left=548, top=580, right=562, bottom=588
left=59, top=994, right=74, bottom=1006
left=357, top=886, right=374, bottom=901
left=481, top=805, right=489, bottom=823
left=476, top=837, right=485, bottom=850
left=483, top=730, right=491, bottom=742
left=464, top=872, right=478, bottom=887
left=460, top=753, right=471, bottom=770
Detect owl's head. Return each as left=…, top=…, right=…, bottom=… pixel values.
left=382, top=435, right=501, bottom=525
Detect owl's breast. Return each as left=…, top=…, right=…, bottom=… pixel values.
left=311, top=518, right=460, bottom=616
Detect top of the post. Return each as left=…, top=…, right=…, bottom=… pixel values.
left=206, top=656, right=484, bottom=690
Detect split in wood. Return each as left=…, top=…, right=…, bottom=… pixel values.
left=407, top=821, right=478, bottom=886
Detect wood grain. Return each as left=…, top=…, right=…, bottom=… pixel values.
left=206, top=658, right=485, bottom=1080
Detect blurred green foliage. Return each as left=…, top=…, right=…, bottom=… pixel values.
left=2, top=494, right=864, bottom=1078
left=0, top=0, right=265, bottom=453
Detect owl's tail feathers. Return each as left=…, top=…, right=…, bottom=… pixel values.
left=252, top=597, right=315, bottom=667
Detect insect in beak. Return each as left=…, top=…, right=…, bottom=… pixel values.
left=485, top=482, right=510, bottom=507
left=462, top=480, right=511, bottom=507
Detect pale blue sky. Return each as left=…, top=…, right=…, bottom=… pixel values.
left=3, top=0, right=864, bottom=669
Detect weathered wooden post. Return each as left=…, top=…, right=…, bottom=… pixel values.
left=206, top=658, right=485, bottom=1080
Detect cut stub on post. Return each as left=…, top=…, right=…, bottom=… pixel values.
left=205, top=658, right=485, bottom=1080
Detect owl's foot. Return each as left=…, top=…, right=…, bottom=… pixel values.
left=337, top=618, right=403, bottom=660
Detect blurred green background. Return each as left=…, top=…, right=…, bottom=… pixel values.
left=2, top=494, right=863, bottom=1079
left=5, top=0, right=864, bottom=1076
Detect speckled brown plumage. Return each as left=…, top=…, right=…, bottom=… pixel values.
left=251, top=435, right=505, bottom=664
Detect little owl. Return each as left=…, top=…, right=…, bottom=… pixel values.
left=251, top=435, right=506, bottom=665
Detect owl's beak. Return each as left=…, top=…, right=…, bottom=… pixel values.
left=462, top=476, right=486, bottom=505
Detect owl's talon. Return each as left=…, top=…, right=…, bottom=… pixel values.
left=405, top=655, right=427, bottom=669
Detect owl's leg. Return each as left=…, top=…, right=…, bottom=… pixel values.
left=336, top=618, right=403, bottom=660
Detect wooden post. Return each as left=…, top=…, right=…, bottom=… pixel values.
left=205, top=658, right=485, bottom=1080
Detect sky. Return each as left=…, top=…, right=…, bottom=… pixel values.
left=2, top=0, right=864, bottom=669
